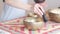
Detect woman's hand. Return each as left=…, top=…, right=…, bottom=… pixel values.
left=5, top=0, right=32, bottom=11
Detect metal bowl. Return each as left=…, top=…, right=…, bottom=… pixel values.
left=23, top=13, right=44, bottom=30
left=48, top=8, right=60, bottom=23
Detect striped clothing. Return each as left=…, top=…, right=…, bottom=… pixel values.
left=34, top=4, right=45, bottom=17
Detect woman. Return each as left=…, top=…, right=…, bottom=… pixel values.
left=1, top=0, right=32, bottom=21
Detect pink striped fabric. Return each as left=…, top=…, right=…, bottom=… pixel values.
left=0, top=17, right=60, bottom=34
left=0, top=21, right=60, bottom=34
left=34, top=4, right=45, bottom=17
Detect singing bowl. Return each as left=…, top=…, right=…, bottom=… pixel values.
left=23, top=13, right=44, bottom=30
left=48, top=8, right=60, bottom=23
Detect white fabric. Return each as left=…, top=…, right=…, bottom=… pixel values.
left=0, top=29, right=10, bottom=34
left=1, top=0, right=28, bottom=21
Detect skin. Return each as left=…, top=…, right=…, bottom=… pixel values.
left=5, top=0, right=32, bottom=11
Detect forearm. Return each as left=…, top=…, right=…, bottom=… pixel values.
left=5, top=0, right=32, bottom=10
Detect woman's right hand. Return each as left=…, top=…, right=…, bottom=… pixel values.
left=5, top=0, right=32, bottom=11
